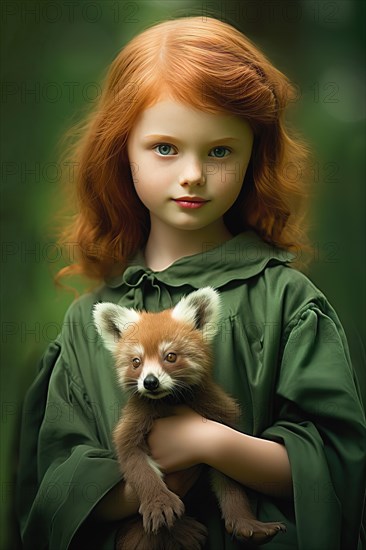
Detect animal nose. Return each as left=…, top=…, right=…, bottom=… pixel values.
left=143, top=374, right=160, bottom=391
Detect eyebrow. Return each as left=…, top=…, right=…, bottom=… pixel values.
left=142, top=134, right=242, bottom=144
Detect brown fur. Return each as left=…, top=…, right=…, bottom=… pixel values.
left=95, top=292, right=286, bottom=548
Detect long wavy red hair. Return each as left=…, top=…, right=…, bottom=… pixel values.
left=56, top=16, right=311, bottom=285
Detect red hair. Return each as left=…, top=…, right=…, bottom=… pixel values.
left=56, top=16, right=311, bottom=285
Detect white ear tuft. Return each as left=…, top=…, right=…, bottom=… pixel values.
left=171, top=287, right=221, bottom=342
left=93, top=302, right=141, bottom=354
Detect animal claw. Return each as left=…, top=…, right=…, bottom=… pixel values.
left=225, top=518, right=286, bottom=543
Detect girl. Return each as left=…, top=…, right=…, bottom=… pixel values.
left=16, top=16, right=365, bottom=550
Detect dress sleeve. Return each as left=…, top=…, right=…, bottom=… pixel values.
left=16, top=335, right=122, bottom=550
left=261, top=302, right=366, bottom=550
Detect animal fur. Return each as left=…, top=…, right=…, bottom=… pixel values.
left=93, top=287, right=285, bottom=549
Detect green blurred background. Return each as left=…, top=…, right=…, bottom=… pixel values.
left=1, top=1, right=365, bottom=548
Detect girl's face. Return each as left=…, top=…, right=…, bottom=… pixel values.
left=127, top=98, right=253, bottom=235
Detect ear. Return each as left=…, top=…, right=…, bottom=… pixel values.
left=172, top=287, right=221, bottom=341
left=93, top=302, right=141, bottom=354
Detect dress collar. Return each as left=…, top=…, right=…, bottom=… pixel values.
left=105, top=230, right=295, bottom=290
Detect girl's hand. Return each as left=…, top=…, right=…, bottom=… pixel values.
left=147, top=405, right=211, bottom=472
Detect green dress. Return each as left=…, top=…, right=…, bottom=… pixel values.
left=16, top=230, right=366, bottom=549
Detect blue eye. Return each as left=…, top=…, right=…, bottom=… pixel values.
left=209, top=147, right=231, bottom=158
left=154, top=144, right=176, bottom=156
left=153, top=144, right=230, bottom=157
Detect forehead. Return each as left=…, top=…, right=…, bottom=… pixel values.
left=130, top=310, right=199, bottom=357
left=129, top=98, right=252, bottom=143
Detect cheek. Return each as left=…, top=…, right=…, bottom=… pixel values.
left=116, top=365, right=132, bottom=387
left=133, top=164, right=172, bottom=205
left=132, top=177, right=151, bottom=206
left=130, top=163, right=153, bottom=200
left=214, top=163, right=245, bottom=199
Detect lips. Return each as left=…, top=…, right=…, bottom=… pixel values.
left=174, top=196, right=208, bottom=202
left=173, top=196, right=209, bottom=209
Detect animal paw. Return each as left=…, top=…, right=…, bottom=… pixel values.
left=139, top=491, right=185, bottom=533
left=225, top=518, right=286, bottom=545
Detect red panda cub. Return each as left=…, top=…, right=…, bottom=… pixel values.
left=93, top=287, right=285, bottom=550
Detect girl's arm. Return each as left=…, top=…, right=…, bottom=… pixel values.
left=91, top=467, right=203, bottom=521
left=93, top=406, right=292, bottom=522
left=147, top=406, right=293, bottom=499
left=201, top=420, right=293, bottom=499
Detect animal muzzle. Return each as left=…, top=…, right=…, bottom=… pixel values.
left=143, top=374, right=160, bottom=391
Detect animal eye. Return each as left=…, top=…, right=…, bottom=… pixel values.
left=165, top=352, right=177, bottom=363
left=132, top=357, right=141, bottom=368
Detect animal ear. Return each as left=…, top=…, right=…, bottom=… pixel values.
left=172, top=287, right=221, bottom=341
left=93, top=302, right=141, bottom=354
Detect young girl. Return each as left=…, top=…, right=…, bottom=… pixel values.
left=16, top=16, right=365, bottom=550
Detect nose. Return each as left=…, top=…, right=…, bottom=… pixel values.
left=178, top=158, right=206, bottom=186
left=143, top=374, right=160, bottom=391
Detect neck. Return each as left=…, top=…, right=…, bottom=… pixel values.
left=144, top=216, right=233, bottom=271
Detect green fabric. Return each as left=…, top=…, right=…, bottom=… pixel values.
left=16, top=230, right=366, bottom=549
